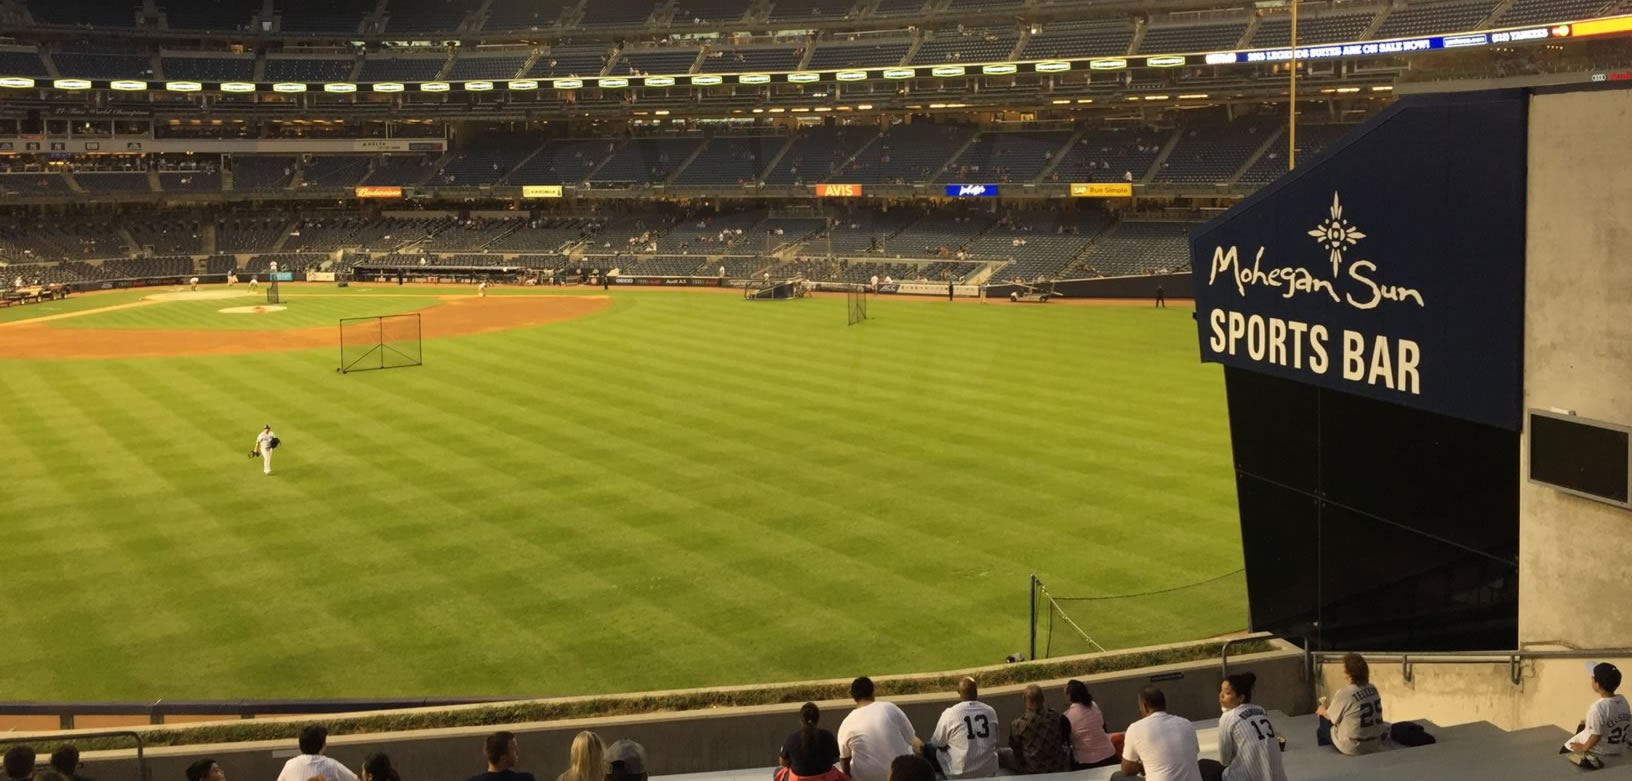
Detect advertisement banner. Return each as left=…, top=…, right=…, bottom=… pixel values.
left=307, top=271, right=337, bottom=282
left=945, top=184, right=999, bottom=197
left=1071, top=183, right=1134, bottom=198
left=1188, top=92, right=1526, bottom=430
left=522, top=185, right=564, bottom=198
left=815, top=184, right=864, bottom=197
left=355, top=186, right=404, bottom=199
left=270, top=271, right=294, bottom=282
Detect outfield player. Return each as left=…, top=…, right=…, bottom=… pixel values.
left=189, top=276, right=200, bottom=291
left=478, top=280, right=489, bottom=297
left=1317, top=654, right=1387, bottom=755
left=1201, top=673, right=1286, bottom=781
left=251, top=424, right=277, bottom=475
left=926, top=678, right=999, bottom=778
left=248, top=275, right=259, bottom=292
left=1563, top=662, right=1630, bottom=768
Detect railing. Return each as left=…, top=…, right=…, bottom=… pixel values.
left=0, top=731, right=146, bottom=781
left=1311, top=647, right=1632, bottom=686
left=0, top=697, right=517, bottom=731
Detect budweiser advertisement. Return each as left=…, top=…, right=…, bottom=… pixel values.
left=354, top=186, right=405, bottom=199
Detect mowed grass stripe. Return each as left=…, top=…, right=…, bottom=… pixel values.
left=0, top=289, right=1240, bottom=698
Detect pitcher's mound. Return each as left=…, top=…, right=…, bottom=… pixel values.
left=219, top=305, right=287, bottom=314
left=148, top=290, right=254, bottom=302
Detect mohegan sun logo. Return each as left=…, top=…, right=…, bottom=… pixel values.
left=1208, top=191, right=1422, bottom=310
left=1307, top=191, right=1366, bottom=276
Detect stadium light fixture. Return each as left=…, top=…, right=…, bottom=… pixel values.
left=0, top=77, right=35, bottom=88
left=465, top=81, right=495, bottom=91
left=1076, top=98, right=1093, bottom=103
left=836, top=70, right=867, bottom=81
left=791, top=107, right=810, bottom=112
left=597, top=78, right=628, bottom=88
left=1372, top=85, right=1394, bottom=91
left=273, top=82, right=307, bottom=93
left=788, top=72, right=820, bottom=82
left=932, top=65, right=966, bottom=77
left=1035, top=61, right=1071, bottom=73
left=1090, top=59, right=1128, bottom=70
left=1178, top=93, right=1210, bottom=99
left=691, top=75, right=723, bottom=85
left=740, top=74, right=772, bottom=84
left=372, top=82, right=405, bottom=92
left=1335, top=86, right=1360, bottom=93
left=751, top=107, right=764, bottom=113
left=1142, top=94, right=1170, bottom=100
left=1051, top=98, right=1070, bottom=104
left=856, top=103, right=873, bottom=110
left=164, top=81, right=202, bottom=92
left=508, top=79, right=539, bottom=90
left=981, top=63, right=1017, bottom=75
left=882, top=68, right=914, bottom=79
left=420, top=81, right=451, bottom=92
left=110, top=80, right=147, bottom=91
left=814, top=106, right=831, bottom=111
left=655, top=109, right=670, bottom=115
left=768, top=107, right=785, bottom=112
left=52, top=79, right=92, bottom=90
left=324, top=82, right=358, bottom=93
left=552, top=79, right=583, bottom=90
left=643, top=76, right=675, bottom=87
left=220, top=81, right=256, bottom=92
left=1146, top=56, right=1186, bottom=67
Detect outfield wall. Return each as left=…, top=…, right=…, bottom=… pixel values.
left=63, top=644, right=1306, bottom=781
left=985, top=272, right=1192, bottom=301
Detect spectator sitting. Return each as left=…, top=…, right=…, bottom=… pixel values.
left=1064, top=680, right=1118, bottom=769
left=838, top=676, right=919, bottom=781
left=185, top=759, right=225, bottom=781
left=558, top=731, right=605, bottom=781
left=275, top=726, right=358, bottom=781
left=605, top=740, right=645, bottom=781
left=1316, top=653, right=1387, bottom=756
left=1562, top=662, right=1630, bottom=770
left=1114, top=686, right=1200, bottom=781
left=779, top=703, right=842, bottom=781
left=49, top=747, right=91, bottom=781
left=363, top=755, right=399, bottom=781
left=1200, top=673, right=1286, bottom=781
left=4, top=747, right=35, bottom=781
left=1009, top=684, right=1070, bottom=774
left=886, top=756, right=934, bottom=781
left=925, top=677, right=999, bottom=778
left=470, top=731, right=535, bottom=781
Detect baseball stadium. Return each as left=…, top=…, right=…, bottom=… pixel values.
left=0, top=0, right=1630, bottom=779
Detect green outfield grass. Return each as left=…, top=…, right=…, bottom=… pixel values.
left=0, top=286, right=1240, bottom=700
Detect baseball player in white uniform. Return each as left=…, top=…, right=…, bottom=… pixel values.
left=478, top=280, right=489, bottom=297
left=189, top=276, right=200, bottom=291
left=252, top=425, right=277, bottom=475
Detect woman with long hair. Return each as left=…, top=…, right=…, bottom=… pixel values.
left=778, top=702, right=844, bottom=781
left=363, top=754, right=400, bottom=781
left=558, top=731, right=606, bottom=781
left=1063, top=679, right=1118, bottom=769
left=1199, top=672, right=1286, bottom=781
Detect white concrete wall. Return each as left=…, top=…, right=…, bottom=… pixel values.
left=1519, top=87, right=1632, bottom=650
left=1317, top=652, right=1631, bottom=733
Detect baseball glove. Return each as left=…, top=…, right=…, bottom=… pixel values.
left=249, top=450, right=259, bottom=458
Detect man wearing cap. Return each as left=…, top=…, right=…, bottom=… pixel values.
left=1563, top=663, right=1631, bottom=769
left=605, top=740, right=645, bottom=781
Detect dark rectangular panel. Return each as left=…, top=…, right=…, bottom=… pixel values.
left=1529, top=412, right=1631, bottom=504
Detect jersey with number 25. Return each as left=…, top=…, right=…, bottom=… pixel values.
left=932, top=700, right=1000, bottom=778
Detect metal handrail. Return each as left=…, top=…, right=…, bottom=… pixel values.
left=1218, top=631, right=1282, bottom=677
left=1310, top=648, right=1632, bottom=686
left=0, top=730, right=147, bottom=781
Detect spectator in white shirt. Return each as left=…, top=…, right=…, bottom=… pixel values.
left=1200, top=673, right=1286, bottom=781
left=1114, top=687, right=1201, bottom=781
left=838, top=677, right=919, bottom=781
left=275, top=726, right=359, bottom=781
left=1562, top=662, right=1631, bottom=770
left=925, top=678, right=999, bottom=778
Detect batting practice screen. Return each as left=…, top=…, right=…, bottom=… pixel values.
left=847, top=287, right=868, bottom=326
left=266, top=278, right=281, bottom=305
left=339, top=313, right=423, bottom=373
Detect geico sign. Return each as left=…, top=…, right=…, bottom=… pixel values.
left=816, top=184, right=863, bottom=197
